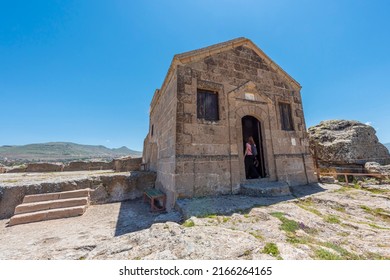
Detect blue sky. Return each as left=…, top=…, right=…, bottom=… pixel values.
left=1, top=0, right=389, bottom=151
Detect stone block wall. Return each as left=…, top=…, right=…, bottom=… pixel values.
left=274, top=154, right=317, bottom=186
left=145, top=72, right=178, bottom=209
left=63, top=161, right=113, bottom=172
left=0, top=171, right=156, bottom=219
left=113, top=157, right=141, bottom=172
left=25, top=163, right=64, bottom=173
left=6, top=161, right=115, bottom=173
left=174, top=155, right=234, bottom=199
left=4, top=158, right=143, bottom=173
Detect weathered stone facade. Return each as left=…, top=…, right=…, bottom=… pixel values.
left=143, top=38, right=317, bottom=209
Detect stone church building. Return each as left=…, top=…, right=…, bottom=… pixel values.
left=143, top=37, right=317, bottom=208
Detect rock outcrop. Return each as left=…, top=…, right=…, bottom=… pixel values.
left=308, top=120, right=390, bottom=165
left=364, top=162, right=390, bottom=176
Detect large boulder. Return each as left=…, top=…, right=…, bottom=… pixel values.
left=308, top=120, right=390, bottom=165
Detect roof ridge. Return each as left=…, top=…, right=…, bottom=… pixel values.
left=174, top=37, right=248, bottom=60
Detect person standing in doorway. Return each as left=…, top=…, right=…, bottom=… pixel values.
left=244, top=136, right=259, bottom=179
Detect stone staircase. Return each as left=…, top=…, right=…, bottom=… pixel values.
left=8, top=189, right=91, bottom=226
left=240, top=179, right=291, bottom=197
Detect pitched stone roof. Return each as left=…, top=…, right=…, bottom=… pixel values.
left=151, top=37, right=301, bottom=112
left=174, top=37, right=249, bottom=62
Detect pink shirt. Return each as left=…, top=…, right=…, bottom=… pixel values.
left=246, top=143, right=253, bottom=156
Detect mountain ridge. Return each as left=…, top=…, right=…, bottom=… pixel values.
left=0, top=142, right=142, bottom=164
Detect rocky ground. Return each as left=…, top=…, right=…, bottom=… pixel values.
left=0, top=182, right=389, bottom=260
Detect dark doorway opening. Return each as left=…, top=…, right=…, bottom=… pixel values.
left=242, top=115, right=266, bottom=178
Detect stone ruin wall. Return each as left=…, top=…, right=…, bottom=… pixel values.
left=0, top=171, right=156, bottom=220
left=143, top=73, right=178, bottom=208
left=1, top=158, right=142, bottom=174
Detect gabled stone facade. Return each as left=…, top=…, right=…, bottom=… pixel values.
left=143, top=38, right=317, bottom=209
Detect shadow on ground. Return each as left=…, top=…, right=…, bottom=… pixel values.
left=289, top=183, right=326, bottom=198
left=114, top=198, right=182, bottom=237
left=114, top=183, right=326, bottom=236
left=176, top=183, right=326, bottom=219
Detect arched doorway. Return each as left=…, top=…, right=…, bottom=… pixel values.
left=241, top=115, right=266, bottom=178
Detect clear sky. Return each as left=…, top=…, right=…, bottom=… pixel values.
left=1, top=0, right=389, bottom=151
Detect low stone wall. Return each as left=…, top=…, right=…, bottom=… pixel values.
left=26, top=163, right=64, bottom=173
left=113, top=157, right=142, bottom=172
left=0, top=171, right=156, bottom=220
left=6, top=166, right=27, bottom=173
left=63, top=161, right=113, bottom=172
left=5, top=158, right=142, bottom=173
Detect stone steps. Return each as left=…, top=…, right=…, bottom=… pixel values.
left=15, top=197, right=89, bottom=215
left=23, top=189, right=91, bottom=203
left=8, top=206, right=88, bottom=226
left=8, top=188, right=91, bottom=226
left=240, top=180, right=291, bottom=197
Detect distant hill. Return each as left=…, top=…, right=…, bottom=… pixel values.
left=385, top=143, right=390, bottom=153
left=0, top=142, right=142, bottom=165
